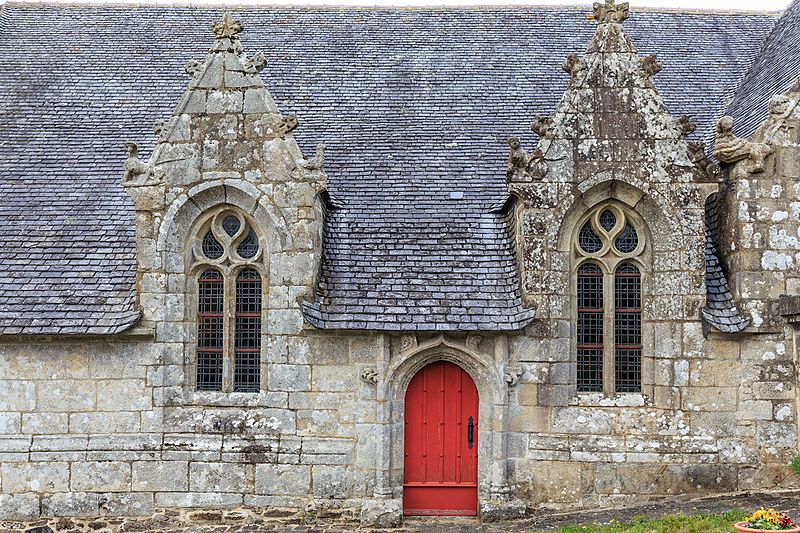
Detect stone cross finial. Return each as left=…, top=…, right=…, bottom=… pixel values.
left=591, top=0, right=630, bottom=23
left=212, top=13, right=243, bottom=39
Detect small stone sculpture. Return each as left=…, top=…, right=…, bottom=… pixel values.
left=527, top=151, right=548, bottom=180
left=301, top=143, right=326, bottom=171
left=687, top=141, right=721, bottom=179
left=640, top=54, right=662, bottom=77
left=676, top=116, right=696, bottom=138
left=212, top=13, right=242, bottom=40
left=279, top=115, right=299, bottom=135
left=465, top=334, right=482, bottom=352
left=592, top=0, right=629, bottom=23
left=562, top=53, right=586, bottom=84
left=531, top=116, right=554, bottom=138
left=713, top=115, right=772, bottom=174
left=184, top=59, right=204, bottom=77
left=400, top=334, right=417, bottom=353
left=122, top=142, right=155, bottom=184
left=243, top=52, right=267, bottom=75
left=506, top=137, right=531, bottom=181
left=153, top=118, right=171, bottom=139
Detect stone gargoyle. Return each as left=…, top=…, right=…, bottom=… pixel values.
left=713, top=115, right=772, bottom=174
left=687, top=141, right=721, bottom=180
left=562, top=53, right=586, bottom=85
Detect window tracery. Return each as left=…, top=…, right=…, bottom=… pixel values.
left=574, top=205, right=643, bottom=394
left=191, top=209, right=265, bottom=393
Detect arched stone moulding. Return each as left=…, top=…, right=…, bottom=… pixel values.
left=373, top=334, right=513, bottom=512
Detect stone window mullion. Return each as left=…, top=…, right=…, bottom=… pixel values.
left=602, top=269, right=615, bottom=396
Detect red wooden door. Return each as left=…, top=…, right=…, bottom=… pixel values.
left=403, top=361, right=478, bottom=516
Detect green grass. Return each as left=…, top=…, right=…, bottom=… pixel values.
left=547, top=510, right=749, bottom=533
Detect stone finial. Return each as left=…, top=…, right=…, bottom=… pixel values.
left=243, top=52, right=267, bottom=75
left=640, top=54, right=662, bottom=77
left=562, top=53, right=586, bottom=84
left=122, top=142, right=155, bottom=185
left=676, top=116, right=696, bottom=138
left=506, top=137, right=531, bottom=182
left=531, top=116, right=555, bottom=138
left=212, top=12, right=243, bottom=40
left=713, top=115, right=773, bottom=174
left=591, top=0, right=630, bottom=24
left=301, top=143, right=326, bottom=171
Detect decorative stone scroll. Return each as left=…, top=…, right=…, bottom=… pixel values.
left=360, top=368, right=379, bottom=384
left=713, top=115, right=773, bottom=174
left=400, top=334, right=417, bottom=353
left=592, top=0, right=630, bottom=24
left=243, top=52, right=267, bottom=75
left=504, top=369, right=522, bottom=388
left=562, top=53, right=586, bottom=84
left=640, top=54, right=662, bottom=77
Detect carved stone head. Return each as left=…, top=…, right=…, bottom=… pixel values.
left=125, top=142, right=138, bottom=157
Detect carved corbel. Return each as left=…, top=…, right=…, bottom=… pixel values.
left=713, top=115, right=772, bottom=174
left=562, top=53, right=586, bottom=85
left=591, top=0, right=629, bottom=23
left=640, top=54, right=662, bottom=77
left=122, top=142, right=160, bottom=186
left=360, top=368, right=379, bottom=385
left=243, top=52, right=267, bottom=75
left=505, top=369, right=522, bottom=388
left=300, top=143, right=326, bottom=171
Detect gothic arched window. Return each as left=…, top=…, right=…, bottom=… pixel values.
left=575, top=205, right=643, bottom=394
left=192, top=209, right=265, bottom=393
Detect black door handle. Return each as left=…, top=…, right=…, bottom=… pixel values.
left=467, top=416, right=474, bottom=449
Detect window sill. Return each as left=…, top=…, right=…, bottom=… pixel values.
left=166, top=388, right=287, bottom=408
left=570, top=392, right=650, bottom=407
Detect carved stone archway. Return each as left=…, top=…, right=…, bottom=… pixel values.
left=372, top=334, right=513, bottom=513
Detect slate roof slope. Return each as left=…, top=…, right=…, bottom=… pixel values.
left=0, top=4, right=778, bottom=334
left=702, top=194, right=750, bottom=333
left=724, top=0, right=800, bottom=141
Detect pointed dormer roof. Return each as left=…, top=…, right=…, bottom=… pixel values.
left=123, top=12, right=308, bottom=192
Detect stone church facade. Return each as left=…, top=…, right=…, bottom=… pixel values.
left=0, top=0, right=799, bottom=527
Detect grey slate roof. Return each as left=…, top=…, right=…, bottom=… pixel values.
left=702, top=194, right=750, bottom=333
left=725, top=0, right=800, bottom=140
left=0, top=4, right=783, bottom=334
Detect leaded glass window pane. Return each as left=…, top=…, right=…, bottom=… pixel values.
left=577, top=263, right=603, bottom=392
left=197, top=269, right=223, bottom=391
left=234, top=268, right=262, bottom=393
left=615, top=264, right=641, bottom=393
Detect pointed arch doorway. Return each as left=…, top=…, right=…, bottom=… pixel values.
left=403, top=360, right=479, bottom=516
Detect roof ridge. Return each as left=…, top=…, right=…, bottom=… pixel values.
left=0, top=1, right=784, bottom=16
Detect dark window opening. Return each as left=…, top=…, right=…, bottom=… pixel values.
left=577, top=263, right=603, bottom=392
left=615, top=264, right=641, bottom=392
left=197, top=269, right=223, bottom=391
left=234, top=268, right=262, bottom=392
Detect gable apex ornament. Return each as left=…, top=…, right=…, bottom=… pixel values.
left=212, top=13, right=243, bottom=40
left=590, top=0, right=630, bottom=23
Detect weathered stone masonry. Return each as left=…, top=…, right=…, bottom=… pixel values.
left=0, top=2, right=799, bottom=528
